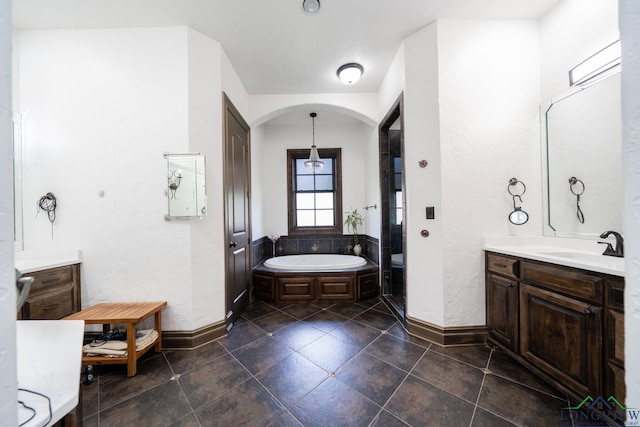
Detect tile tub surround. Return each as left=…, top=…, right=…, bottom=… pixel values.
left=253, top=234, right=379, bottom=267
left=79, top=300, right=572, bottom=427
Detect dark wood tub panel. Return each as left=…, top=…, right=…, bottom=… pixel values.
left=252, top=261, right=379, bottom=304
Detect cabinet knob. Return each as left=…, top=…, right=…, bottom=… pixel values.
left=229, top=241, right=237, bottom=248
left=507, top=283, right=515, bottom=288
left=584, top=307, right=593, bottom=315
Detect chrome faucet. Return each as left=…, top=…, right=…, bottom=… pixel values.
left=598, top=231, right=624, bottom=257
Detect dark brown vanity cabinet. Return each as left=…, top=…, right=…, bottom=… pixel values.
left=485, top=252, right=624, bottom=404
left=519, top=282, right=602, bottom=397
left=19, top=264, right=81, bottom=320
left=486, top=269, right=519, bottom=352
left=605, top=276, right=626, bottom=405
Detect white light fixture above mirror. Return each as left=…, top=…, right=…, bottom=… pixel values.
left=569, top=40, right=621, bottom=87
left=337, top=63, right=363, bottom=85
left=304, top=113, right=324, bottom=173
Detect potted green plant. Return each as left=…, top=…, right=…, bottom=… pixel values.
left=345, top=208, right=364, bottom=256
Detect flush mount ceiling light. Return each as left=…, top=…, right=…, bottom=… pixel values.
left=302, top=0, right=320, bottom=14
left=304, top=113, right=324, bottom=173
left=337, top=63, right=364, bottom=85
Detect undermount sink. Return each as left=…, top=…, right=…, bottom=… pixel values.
left=538, top=251, right=623, bottom=267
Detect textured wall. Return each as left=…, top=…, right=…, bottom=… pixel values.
left=620, top=0, right=640, bottom=411
left=402, top=20, right=542, bottom=327
left=16, top=27, right=237, bottom=331
left=540, top=0, right=619, bottom=101
left=0, top=0, right=17, bottom=424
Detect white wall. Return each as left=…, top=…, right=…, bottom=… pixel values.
left=0, top=0, right=17, bottom=424
left=620, top=0, right=640, bottom=412
left=186, top=28, right=226, bottom=328
left=400, top=20, right=541, bottom=327
left=403, top=22, right=445, bottom=325
left=254, top=121, right=372, bottom=238
left=438, top=20, right=542, bottom=326
left=540, top=0, right=619, bottom=101
left=16, top=26, right=236, bottom=331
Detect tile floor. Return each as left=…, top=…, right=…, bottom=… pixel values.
left=80, top=299, right=578, bottom=427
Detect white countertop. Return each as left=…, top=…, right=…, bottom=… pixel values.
left=483, top=236, right=625, bottom=277
left=15, top=250, right=82, bottom=273
left=17, top=320, right=85, bottom=427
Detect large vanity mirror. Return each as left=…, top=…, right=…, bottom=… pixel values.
left=164, top=153, right=207, bottom=221
left=544, top=72, right=622, bottom=237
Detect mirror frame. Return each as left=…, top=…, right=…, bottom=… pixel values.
left=164, top=153, right=207, bottom=221
left=542, top=71, right=622, bottom=238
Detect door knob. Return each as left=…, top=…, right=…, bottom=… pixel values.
left=229, top=241, right=237, bottom=248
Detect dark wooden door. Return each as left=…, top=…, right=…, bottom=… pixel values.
left=520, top=283, right=602, bottom=397
left=486, top=273, right=519, bottom=351
left=223, top=94, right=251, bottom=330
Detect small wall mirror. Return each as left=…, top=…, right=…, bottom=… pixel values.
left=164, top=153, right=207, bottom=221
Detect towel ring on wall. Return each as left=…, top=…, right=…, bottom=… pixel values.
left=507, top=178, right=529, bottom=225
left=569, top=177, right=585, bottom=224
left=36, top=192, right=57, bottom=239
left=507, top=178, right=526, bottom=197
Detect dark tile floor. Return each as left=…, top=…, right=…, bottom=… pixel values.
left=80, top=299, right=576, bottom=427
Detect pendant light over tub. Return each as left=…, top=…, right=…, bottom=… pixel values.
left=304, top=113, right=324, bottom=173
left=337, top=63, right=364, bottom=85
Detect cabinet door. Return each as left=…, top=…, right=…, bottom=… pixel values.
left=317, top=275, right=354, bottom=300
left=253, top=274, right=276, bottom=302
left=486, top=273, right=519, bottom=351
left=605, top=309, right=625, bottom=404
left=277, top=276, right=315, bottom=301
left=520, top=283, right=602, bottom=397
left=357, top=272, right=379, bottom=301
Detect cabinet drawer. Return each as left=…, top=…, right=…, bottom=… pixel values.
left=23, top=283, right=76, bottom=319
left=20, top=264, right=81, bottom=320
left=521, top=261, right=603, bottom=304
left=486, top=253, right=519, bottom=279
left=29, top=265, right=75, bottom=294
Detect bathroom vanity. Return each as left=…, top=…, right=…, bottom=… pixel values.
left=484, top=239, right=625, bottom=409
left=15, top=251, right=82, bottom=320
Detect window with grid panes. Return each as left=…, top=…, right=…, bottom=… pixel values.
left=287, top=148, right=342, bottom=234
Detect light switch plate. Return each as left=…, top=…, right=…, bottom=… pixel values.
left=426, top=206, right=435, bottom=219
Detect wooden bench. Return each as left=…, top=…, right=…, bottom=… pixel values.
left=64, top=301, right=167, bottom=377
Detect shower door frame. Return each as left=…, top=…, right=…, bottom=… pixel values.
left=378, top=93, right=406, bottom=323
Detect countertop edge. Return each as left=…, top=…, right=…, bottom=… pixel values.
left=483, top=244, right=625, bottom=277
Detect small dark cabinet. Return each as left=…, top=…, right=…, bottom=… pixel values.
left=19, top=264, right=81, bottom=320
left=486, top=272, right=519, bottom=351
